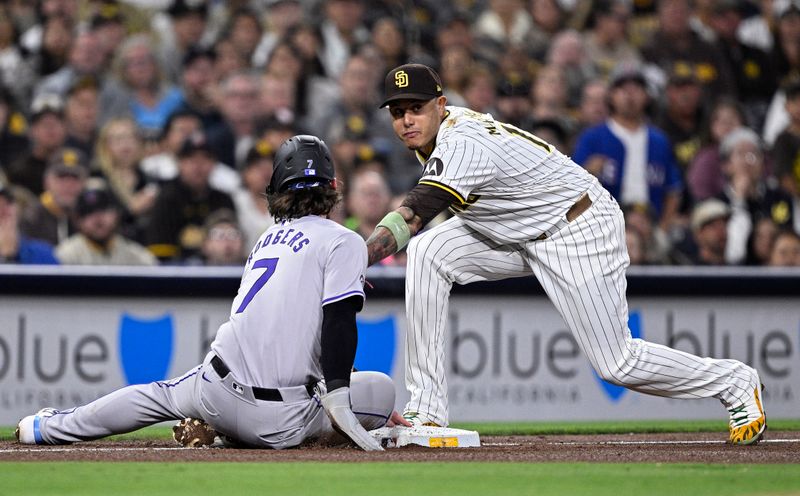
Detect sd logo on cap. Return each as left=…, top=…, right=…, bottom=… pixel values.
left=380, top=64, right=443, bottom=108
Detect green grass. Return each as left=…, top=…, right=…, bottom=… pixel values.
left=452, top=418, right=800, bottom=435
left=4, top=418, right=799, bottom=441
left=3, top=462, right=800, bottom=496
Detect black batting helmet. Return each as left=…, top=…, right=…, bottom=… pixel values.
left=267, top=135, right=336, bottom=194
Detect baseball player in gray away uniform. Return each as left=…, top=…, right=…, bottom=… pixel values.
left=366, top=64, right=766, bottom=445
left=16, top=136, right=392, bottom=451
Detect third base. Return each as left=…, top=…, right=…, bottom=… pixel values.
left=368, top=425, right=481, bottom=448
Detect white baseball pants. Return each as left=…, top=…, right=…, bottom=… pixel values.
left=404, top=182, right=758, bottom=426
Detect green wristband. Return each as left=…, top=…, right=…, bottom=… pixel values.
left=377, top=211, right=411, bottom=251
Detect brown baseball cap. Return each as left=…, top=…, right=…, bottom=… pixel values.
left=46, top=148, right=89, bottom=178
left=380, top=63, right=444, bottom=108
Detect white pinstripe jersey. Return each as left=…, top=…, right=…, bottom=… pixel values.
left=211, top=216, right=367, bottom=389
left=417, top=106, right=596, bottom=243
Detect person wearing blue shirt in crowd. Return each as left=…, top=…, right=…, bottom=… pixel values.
left=573, top=63, right=683, bottom=231
left=0, top=182, right=58, bottom=265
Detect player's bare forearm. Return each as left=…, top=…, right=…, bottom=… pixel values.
left=366, top=227, right=398, bottom=266
left=366, top=207, right=422, bottom=266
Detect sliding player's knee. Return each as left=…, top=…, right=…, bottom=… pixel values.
left=350, top=371, right=396, bottom=429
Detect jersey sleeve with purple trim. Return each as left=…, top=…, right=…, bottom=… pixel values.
left=322, top=231, right=367, bottom=306
left=418, top=112, right=497, bottom=205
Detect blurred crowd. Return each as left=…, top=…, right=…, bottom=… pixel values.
left=1, top=0, right=799, bottom=268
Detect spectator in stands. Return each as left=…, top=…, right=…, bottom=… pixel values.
left=225, top=8, right=262, bottom=67
left=140, top=110, right=239, bottom=195
left=0, top=182, right=58, bottom=265
left=89, top=2, right=128, bottom=65
left=92, top=117, right=158, bottom=241
left=462, top=65, right=497, bottom=115
left=547, top=29, right=596, bottom=108
left=0, top=87, right=30, bottom=172
left=575, top=78, right=609, bottom=137
left=625, top=225, right=646, bottom=265
left=258, top=73, right=296, bottom=124
left=771, top=0, right=800, bottom=86
left=318, top=0, right=370, bottom=79
left=19, top=147, right=87, bottom=246
left=206, top=71, right=260, bottom=169
left=641, top=0, right=736, bottom=98
left=176, top=47, right=224, bottom=132
left=253, top=116, right=297, bottom=158
left=370, top=17, right=407, bottom=76
left=719, top=127, right=794, bottom=264
left=63, top=76, right=100, bottom=158
left=344, top=169, right=392, bottom=240
left=144, top=132, right=235, bottom=262
left=495, top=76, right=532, bottom=127
left=263, top=39, right=308, bottom=117
left=768, top=229, right=800, bottom=265
left=233, top=141, right=275, bottom=252
left=197, top=208, right=246, bottom=266
left=583, top=0, right=641, bottom=81
left=749, top=217, right=780, bottom=265
left=30, top=15, right=73, bottom=79
left=313, top=54, right=381, bottom=142
left=530, top=65, right=576, bottom=136
left=157, top=0, right=209, bottom=84
left=623, top=203, right=674, bottom=265
left=252, top=0, right=304, bottom=68
left=684, top=198, right=732, bottom=265
left=34, top=30, right=106, bottom=101
left=687, top=97, right=747, bottom=202
left=19, top=0, right=79, bottom=59
left=99, top=34, right=183, bottom=137
left=772, top=80, right=800, bottom=234
left=436, top=14, right=474, bottom=56
left=0, top=8, right=36, bottom=106
left=525, top=0, right=567, bottom=61
left=656, top=67, right=705, bottom=170
left=707, top=0, right=776, bottom=130
left=56, top=187, right=157, bottom=266
left=438, top=45, right=472, bottom=107
left=473, top=0, right=533, bottom=51
left=7, top=94, right=67, bottom=195
left=327, top=114, right=372, bottom=181
left=212, top=37, right=247, bottom=83
left=573, top=63, right=683, bottom=231
left=287, top=23, right=326, bottom=80
left=738, top=0, right=778, bottom=51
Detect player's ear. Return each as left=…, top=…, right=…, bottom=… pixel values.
left=436, top=96, right=447, bottom=115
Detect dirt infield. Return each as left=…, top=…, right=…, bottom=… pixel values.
left=2, top=432, right=799, bottom=463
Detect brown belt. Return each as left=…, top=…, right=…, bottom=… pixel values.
left=535, top=193, right=593, bottom=241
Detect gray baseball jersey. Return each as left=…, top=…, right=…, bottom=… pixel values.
left=212, top=216, right=368, bottom=389
left=403, top=106, right=761, bottom=427
left=27, top=216, right=395, bottom=448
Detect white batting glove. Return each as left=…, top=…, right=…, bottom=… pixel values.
left=320, top=387, right=384, bottom=452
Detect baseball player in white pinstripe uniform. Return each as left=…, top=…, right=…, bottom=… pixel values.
left=367, top=64, right=767, bottom=445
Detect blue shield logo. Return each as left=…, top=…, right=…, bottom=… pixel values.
left=354, top=316, right=396, bottom=375
left=593, top=311, right=642, bottom=402
left=119, top=313, right=174, bottom=385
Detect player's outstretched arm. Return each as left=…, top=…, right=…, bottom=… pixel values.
left=366, top=206, right=421, bottom=266
left=319, top=296, right=384, bottom=451
left=366, top=184, right=453, bottom=266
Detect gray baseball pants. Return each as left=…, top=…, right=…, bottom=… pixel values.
left=34, top=352, right=395, bottom=448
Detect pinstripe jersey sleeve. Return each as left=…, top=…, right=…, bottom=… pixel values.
left=418, top=124, right=496, bottom=205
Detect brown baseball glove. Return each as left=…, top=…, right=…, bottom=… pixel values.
left=172, top=418, right=218, bottom=448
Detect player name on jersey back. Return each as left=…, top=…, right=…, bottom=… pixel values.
left=418, top=106, right=597, bottom=244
